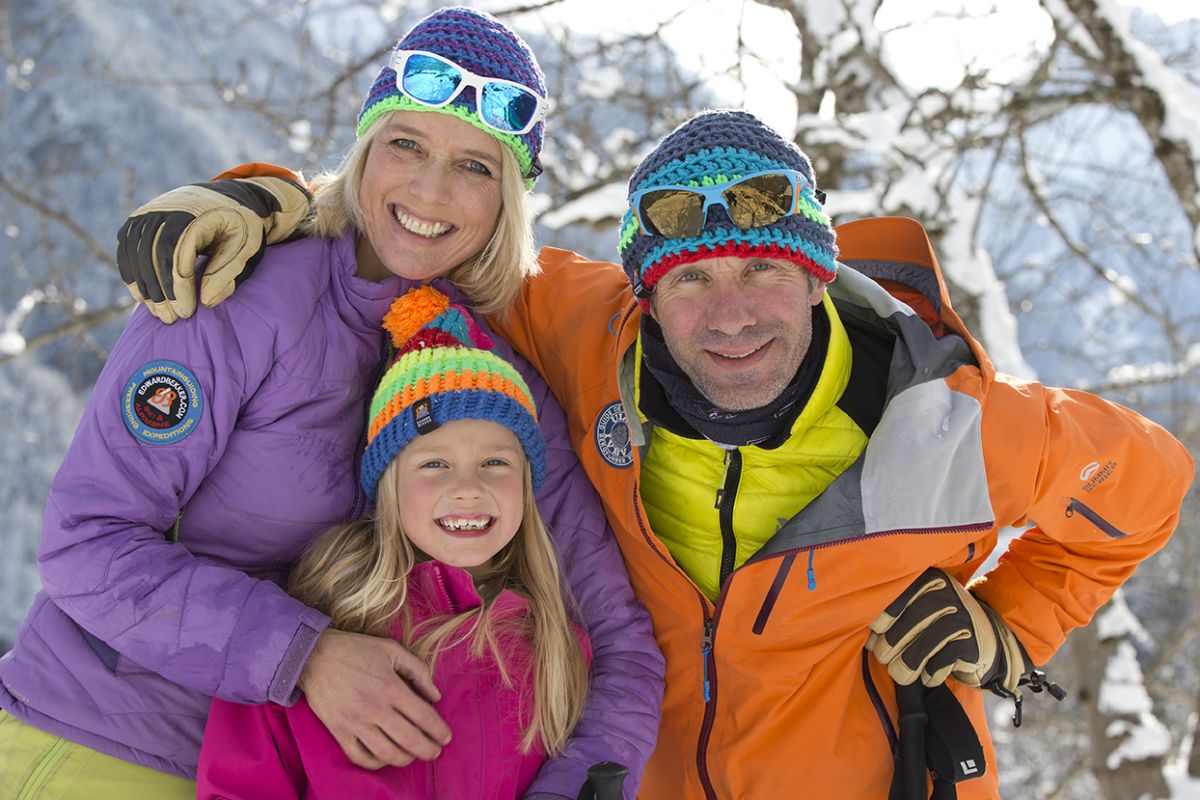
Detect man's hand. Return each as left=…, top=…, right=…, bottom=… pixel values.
left=867, top=568, right=1027, bottom=694
left=298, top=628, right=452, bottom=770
left=117, top=176, right=311, bottom=323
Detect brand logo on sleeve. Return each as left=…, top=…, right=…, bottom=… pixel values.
left=122, top=360, right=203, bottom=445
left=594, top=401, right=633, bottom=468
left=1080, top=459, right=1117, bottom=492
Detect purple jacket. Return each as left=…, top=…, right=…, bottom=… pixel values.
left=0, top=231, right=663, bottom=799
left=199, top=561, right=591, bottom=800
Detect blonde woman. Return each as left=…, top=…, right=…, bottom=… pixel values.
left=0, top=8, right=662, bottom=799
left=198, top=287, right=591, bottom=799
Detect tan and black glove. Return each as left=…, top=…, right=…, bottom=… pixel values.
left=117, top=176, right=311, bottom=323
left=868, top=568, right=1028, bottom=694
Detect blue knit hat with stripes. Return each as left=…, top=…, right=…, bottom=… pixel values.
left=356, top=7, right=546, bottom=186
left=618, top=110, right=837, bottom=303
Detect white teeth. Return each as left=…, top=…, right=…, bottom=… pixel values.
left=716, top=345, right=763, bottom=360
left=438, top=517, right=491, bottom=531
left=393, top=208, right=451, bottom=238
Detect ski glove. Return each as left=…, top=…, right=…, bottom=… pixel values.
left=117, top=176, right=311, bottom=323
left=868, top=568, right=1027, bottom=694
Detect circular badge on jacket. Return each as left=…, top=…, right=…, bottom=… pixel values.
left=121, top=360, right=203, bottom=445
left=594, top=401, right=633, bottom=468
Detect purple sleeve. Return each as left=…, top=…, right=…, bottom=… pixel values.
left=507, top=350, right=665, bottom=800
left=37, top=304, right=329, bottom=705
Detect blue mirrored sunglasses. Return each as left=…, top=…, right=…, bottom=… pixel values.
left=389, top=50, right=548, bottom=136
left=630, top=169, right=825, bottom=239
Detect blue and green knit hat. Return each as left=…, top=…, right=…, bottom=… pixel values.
left=360, top=286, right=547, bottom=501
left=618, top=110, right=838, bottom=304
left=356, top=6, right=547, bottom=187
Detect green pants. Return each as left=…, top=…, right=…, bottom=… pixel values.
left=0, top=711, right=195, bottom=799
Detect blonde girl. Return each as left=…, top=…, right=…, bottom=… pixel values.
left=197, top=286, right=590, bottom=799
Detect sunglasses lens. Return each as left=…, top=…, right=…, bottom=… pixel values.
left=724, top=174, right=794, bottom=229
left=640, top=190, right=705, bottom=238
left=400, top=53, right=462, bottom=105
left=479, top=82, right=539, bottom=133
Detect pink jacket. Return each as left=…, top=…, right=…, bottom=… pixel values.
left=197, top=561, right=591, bottom=800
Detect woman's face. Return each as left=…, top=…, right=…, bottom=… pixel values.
left=356, top=111, right=504, bottom=283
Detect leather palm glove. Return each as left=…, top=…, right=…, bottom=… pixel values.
left=868, top=568, right=1028, bottom=694
left=117, top=176, right=311, bottom=323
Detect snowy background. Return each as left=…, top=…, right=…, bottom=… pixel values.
left=1, top=0, right=1197, bottom=796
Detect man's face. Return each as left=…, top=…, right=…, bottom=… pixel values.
left=648, top=256, right=826, bottom=412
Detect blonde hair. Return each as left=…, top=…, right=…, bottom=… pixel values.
left=302, top=111, right=539, bottom=315
left=289, top=461, right=589, bottom=755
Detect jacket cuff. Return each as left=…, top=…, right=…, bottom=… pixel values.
left=267, top=606, right=330, bottom=705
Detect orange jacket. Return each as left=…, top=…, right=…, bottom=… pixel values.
left=490, top=217, right=1192, bottom=799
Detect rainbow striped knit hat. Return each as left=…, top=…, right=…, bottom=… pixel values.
left=360, top=286, right=546, bottom=500
left=356, top=6, right=547, bottom=186
left=618, top=110, right=838, bottom=305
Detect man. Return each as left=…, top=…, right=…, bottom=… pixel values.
left=112, top=110, right=1192, bottom=798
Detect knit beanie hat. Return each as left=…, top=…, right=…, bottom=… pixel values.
left=360, top=286, right=547, bottom=500
left=618, top=110, right=838, bottom=304
left=356, top=6, right=547, bottom=185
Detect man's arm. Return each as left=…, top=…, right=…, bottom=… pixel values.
left=970, top=377, right=1193, bottom=667
left=117, top=163, right=310, bottom=322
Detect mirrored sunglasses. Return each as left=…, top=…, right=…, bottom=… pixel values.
left=630, top=170, right=824, bottom=239
left=389, top=50, right=548, bottom=136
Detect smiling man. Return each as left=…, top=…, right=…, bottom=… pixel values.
left=111, top=109, right=1192, bottom=799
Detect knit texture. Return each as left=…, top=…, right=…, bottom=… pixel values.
left=618, top=110, right=838, bottom=300
left=361, top=286, right=546, bottom=499
left=357, top=6, right=547, bottom=184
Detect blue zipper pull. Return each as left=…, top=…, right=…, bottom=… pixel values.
left=807, top=549, right=817, bottom=591
left=701, top=619, right=714, bottom=702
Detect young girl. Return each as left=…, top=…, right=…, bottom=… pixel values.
left=195, top=286, right=591, bottom=799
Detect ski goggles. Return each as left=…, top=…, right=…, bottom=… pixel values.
left=389, top=50, right=548, bottom=136
left=630, top=170, right=824, bottom=239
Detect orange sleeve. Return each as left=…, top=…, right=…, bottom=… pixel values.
left=212, top=162, right=304, bottom=183
left=487, top=246, right=633, bottom=413
left=971, top=375, right=1193, bottom=666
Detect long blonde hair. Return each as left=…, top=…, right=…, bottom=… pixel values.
left=302, top=110, right=539, bottom=316
left=289, top=460, right=589, bottom=755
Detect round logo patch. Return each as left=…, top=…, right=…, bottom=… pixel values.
left=121, top=360, right=203, bottom=445
left=594, top=401, right=633, bottom=468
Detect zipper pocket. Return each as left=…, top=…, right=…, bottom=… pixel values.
left=15, top=735, right=70, bottom=800
left=1065, top=498, right=1127, bottom=539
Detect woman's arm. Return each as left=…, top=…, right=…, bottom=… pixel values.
left=36, top=301, right=329, bottom=705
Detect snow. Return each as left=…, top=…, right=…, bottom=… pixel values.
left=1096, top=593, right=1152, bottom=646
left=1105, top=713, right=1172, bottom=769
left=539, top=181, right=628, bottom=229
left=1100, top=641, right=1154, bottom=716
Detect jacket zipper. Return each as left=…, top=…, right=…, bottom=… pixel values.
left=1065, top=497, right=1127, bottom=538
left=15, top=735, right=69, bottom=800
left=715, top=448, right=743, bottom=590
left=348, top=335, right=394, bottom=521
left=631, top=481, right=720, bottom=800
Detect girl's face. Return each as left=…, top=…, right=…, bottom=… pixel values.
left=392, top=418, right=526, bottom=575
left=356, top=111, right=505, bottom=283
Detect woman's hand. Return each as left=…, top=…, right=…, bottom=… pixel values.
left=297, top=628, right=452, bottom=769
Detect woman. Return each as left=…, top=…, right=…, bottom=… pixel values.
left=0, top=8, right=662, bottom=798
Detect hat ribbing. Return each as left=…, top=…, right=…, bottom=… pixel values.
left=360, top=286, right=546, bottom=500
left=618, top=110, right=838, bottom=302
left=356, top=7, right=547, bottom=185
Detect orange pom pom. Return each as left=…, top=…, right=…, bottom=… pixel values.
left=382, top=286, right=450, bottom=348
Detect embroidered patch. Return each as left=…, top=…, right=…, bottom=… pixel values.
left=594, top=401, right=633, bottom=468
left=121, top=360, right=203, bottom=445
